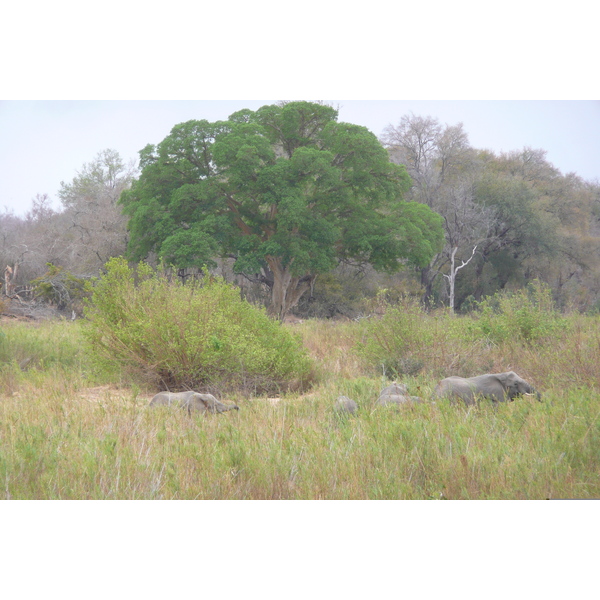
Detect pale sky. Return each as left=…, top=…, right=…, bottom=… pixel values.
left=3, top=3, right=598, bottom=217
left=1, top=100, right=599, bottom=216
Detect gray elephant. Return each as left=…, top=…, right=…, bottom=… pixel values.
left=376, top=382, right=421, bottom=407
left=149, top=391, right=239, bottom=415
left=379, top=383, right=408, bottom=397
left=334, top=395, right=358, bottom=414
left=434, top=371, right=541, bottom=406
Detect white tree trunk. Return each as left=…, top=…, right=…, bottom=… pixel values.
left=443, top=246, right=477, bottom=313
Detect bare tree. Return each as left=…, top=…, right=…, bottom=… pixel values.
left=437, top=181, right=495, bottom=311
left=381, top=114, right=489, bottom=308
left=58, top=149, right=137, bottom=272
left=444, top=245, right=477, bottom=313
left=0, top=151, right=138, bottom=316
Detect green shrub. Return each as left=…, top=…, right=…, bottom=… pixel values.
left=30, top=263, right=90, bottom=312
left=471, top=281, right=570, bottom=345
left=83, top=258, right=314, bottom=395
left=355, top=299, right=435, bottom=378
left=353, top=299, right=502, bottom=379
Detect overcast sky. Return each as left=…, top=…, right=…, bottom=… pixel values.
left=3, top=3, right=598, bottom=217
left=1, top=99, right=599, bottom=216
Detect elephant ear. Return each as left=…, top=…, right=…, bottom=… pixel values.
left=500, top=372, right=521, bottom=396
left=497, top=371, right=515, bottom=386
left=199, top=396, right=216, bottom=409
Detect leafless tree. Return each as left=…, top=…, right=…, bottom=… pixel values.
left=381, top=114, right=490, bottom=308
left=58, top=149, right=137, bottom=272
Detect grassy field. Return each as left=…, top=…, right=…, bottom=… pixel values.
left=1, top=309, right=599, bottom=500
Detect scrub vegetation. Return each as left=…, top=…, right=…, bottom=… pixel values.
left=1, top=289, right=598, bottom=500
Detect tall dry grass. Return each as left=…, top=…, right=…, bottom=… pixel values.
left=2, top=376, right=597, bottom=499
left=1, top=300, right=599, bottom=499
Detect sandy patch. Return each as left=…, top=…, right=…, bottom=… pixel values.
left=77, top=385, right=153, bottom=406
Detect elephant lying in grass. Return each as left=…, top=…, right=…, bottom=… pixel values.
left=376, top=383, right=421, bottom=407
left=149, top=391, right=239, bottom=415
left=434, top=371, right=541, bottom=406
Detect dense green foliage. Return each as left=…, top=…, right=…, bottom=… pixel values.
left=83, top=258, right=314, bottom=394
left=120, top=101, right=444, bottom=318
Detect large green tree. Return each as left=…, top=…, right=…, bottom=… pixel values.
left=121, top=101, right=443, bottom=318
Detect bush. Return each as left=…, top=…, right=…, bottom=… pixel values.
left=30, top=263, right=90, bottom=312
left=471, top=281, right=570, bottom=345
left=354, top=299, right=501, bottom=380
left=355, top=299, right=435, bottom=377
left=83, top=258, right=314, bottom=395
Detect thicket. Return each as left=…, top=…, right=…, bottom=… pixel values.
left=30, top=263, right=90, bottom=312
left=83, top=258, right=314, bottom=395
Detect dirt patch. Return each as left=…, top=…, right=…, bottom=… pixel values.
left=75, top=387, right=320, bottom=408
left=77, top=385, right=153, bottom=406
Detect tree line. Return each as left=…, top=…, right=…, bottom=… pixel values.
left=2, top=102, right=599, bottom=318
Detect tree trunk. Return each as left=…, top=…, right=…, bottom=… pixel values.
left=265, top=256, right=315, bottom=321
left=448, top=247, right=458, bottom=313
left=444, top=246, right=477, bottom=313
left=4, top=263, right=18, bottom=297
left=420, top=265, right=438, bottom=307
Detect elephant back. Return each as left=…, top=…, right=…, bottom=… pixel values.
left=379, top=383, right=409, bottom=397
left=334, top=396, right=358, bottom=414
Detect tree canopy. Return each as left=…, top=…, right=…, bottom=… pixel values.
left=120, top=101, right=444, bottom=318
left=381, top=114, right=594, bottom=310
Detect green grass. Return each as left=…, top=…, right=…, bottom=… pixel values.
left=1, top=310, right=599, bottom=499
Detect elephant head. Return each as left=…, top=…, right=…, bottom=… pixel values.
left=496, top=371, right=542, bottom=401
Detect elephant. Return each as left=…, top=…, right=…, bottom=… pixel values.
left=334, top=395, right=358, bottom=414
left=149, top=391, right=240, bottom=415
left=376, top=382, right=421, bottom=407
left=434, top=371, right=541, bottom=406
left=379, top=383, right=408, bottom=397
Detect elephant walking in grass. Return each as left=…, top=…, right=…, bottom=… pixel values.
left=434, top=371, right=541, bottom=406
left=149, top=391, right=239, bottom=415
